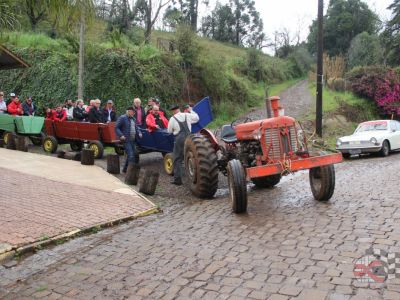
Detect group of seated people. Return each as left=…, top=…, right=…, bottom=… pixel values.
left=46, top=98, right=117, bottom=123
left=0, top=91, right=187, bottom=133
left=0, top=92, right=38, bottom=116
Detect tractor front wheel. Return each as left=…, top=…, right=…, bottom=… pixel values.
left=309, top=164, right=335, bottom=202
left=164, top=153, right=174, bottom=175
left=184, top=134, right=218, bottom=198
left=42, top=136, right=58, bottom=153
left=252, top=174, right=281, bottom=188
left=227, top=159, right=247, bottom=214
left=88, top=141, right=104, bottom=159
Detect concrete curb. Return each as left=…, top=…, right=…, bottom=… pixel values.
left=0, top=206, right=160, bottom=265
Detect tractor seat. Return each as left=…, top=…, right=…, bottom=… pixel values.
left=221, top=125, right=237, bottom=143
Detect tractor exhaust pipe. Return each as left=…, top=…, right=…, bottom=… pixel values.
left=270, top=96, right=284, bottom=117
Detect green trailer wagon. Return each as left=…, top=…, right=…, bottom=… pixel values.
left=0, top=114, right=45, bottom=146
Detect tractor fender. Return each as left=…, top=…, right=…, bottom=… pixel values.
left=199, top=128, right=220, bottom=152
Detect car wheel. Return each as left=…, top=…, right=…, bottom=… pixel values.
left=379, top=140, right=390, bottom=157
left=342, top=153, right=351, bottom=159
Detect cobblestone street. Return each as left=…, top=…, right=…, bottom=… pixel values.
left=1, top=152, right=400, bottom=299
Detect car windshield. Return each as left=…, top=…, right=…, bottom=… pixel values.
left=356, top=123, right=387, bottom=132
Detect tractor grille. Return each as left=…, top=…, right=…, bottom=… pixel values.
left=264, top=126, right=298, bottom=161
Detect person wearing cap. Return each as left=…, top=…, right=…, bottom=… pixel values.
left=103, top=100, right=117, bottom=123
left=133, top=98, right=146, bottom=127
left=115, top=107, right=142, bottom=173
left=146, top=105, right=169, bottom=133
left=0, top=91, right=6, bottom=114
left=22, top=96, right=37, bottom=116
left=7, top=94, right=23, bottom=116
left=88, top=99, right=104, bottom=123
left=73, top=99, right=88, bottom=121
left=167, top=103, right=199, bottom=185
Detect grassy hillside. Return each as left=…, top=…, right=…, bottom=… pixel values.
left=0, top=29, right=302, bottom=122
left=305, top=83, right=379, bottom=148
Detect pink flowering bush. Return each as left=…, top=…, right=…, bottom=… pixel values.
left=346, top=66, right=400, bottom=116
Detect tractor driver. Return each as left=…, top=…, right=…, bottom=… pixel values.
left=167, top=104, right=199, bottom=185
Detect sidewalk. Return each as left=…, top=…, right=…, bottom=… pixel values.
left=0, top=149, right=156, bottom=260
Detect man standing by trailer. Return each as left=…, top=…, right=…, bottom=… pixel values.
left=115, top=107, right=142, bottom=173
left=167, top=104, right=199, bottom=185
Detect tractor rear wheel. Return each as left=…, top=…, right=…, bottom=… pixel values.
left=163, top=153, right=174, bottom=175
left=252, top=174, right=281, bottom=188
left=42, top=136, right=58, bottom=153
left=70, top=141, right=83, bottom=151
left=88, top=141, right=104, bottom=159
left=227, top=159, right=247, bottom=214
left=309, top=164, right=335, bottom=202
left=184, top=134, right=218, bottom=198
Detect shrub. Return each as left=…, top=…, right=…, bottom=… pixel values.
left=346, top=66, right=400, bottom=116
left=347, top=32, right=383, bottom=69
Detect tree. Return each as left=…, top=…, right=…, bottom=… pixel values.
left=136, top=0, right=172, bottom=43
left=23, top=0, right=48, bottom=30
left=382, top=0, right=400, bottom=65
left=201, top=0, right=265, bottom=48
left=0, top=0, right=19, bottom=31
left=307, top=0, right=379, bottom=56
left=347, top=32, right=383, bottom=69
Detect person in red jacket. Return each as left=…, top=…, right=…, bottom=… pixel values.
left=146, top=105, right=168, bottom=132
left=45, top=108, right=55, bottom=120
left=53, top=105, right=67, bottom=121
left=7, top=95, right=23, bottom=116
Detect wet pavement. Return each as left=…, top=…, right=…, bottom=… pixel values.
left=1, top=152, right=400, bottom=299
left=2, top=81, right=400, bottom=299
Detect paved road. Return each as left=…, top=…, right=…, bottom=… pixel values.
left=3, top=81, right=399, bottom=299
left=1, top=152, right=400, bottom=299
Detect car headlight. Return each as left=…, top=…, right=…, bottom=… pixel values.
left=370, top=137, right=378, bottom=145
left=336, top=139, right=342, bottom=147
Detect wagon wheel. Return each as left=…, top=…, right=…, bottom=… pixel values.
left=70, top=141, right=83, bottom=151
left=2, top=131, right=12, bottom=146
left=114, top=145, right=124, bottom=156
left=88, top=141, right=104, bottom=159
left=251, top=174, right=281, bottom=188
left=42, top=136, right=58, bottom=153
left=163, top=153, right=174, bottom=176
left=309, top=164, right=335, bottom=202
left=227, top=159, right=248, bottom=214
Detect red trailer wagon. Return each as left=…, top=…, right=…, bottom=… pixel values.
left=43, top=120, right=123, bottom=159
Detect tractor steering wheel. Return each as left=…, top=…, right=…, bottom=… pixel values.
left=231, top=117, right=253, bottom=128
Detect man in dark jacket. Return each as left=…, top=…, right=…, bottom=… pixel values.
left=73, top=99, right=88, bottom=121
left=115, top=107, right=142, bottom=173
left=22, top=96, right=37, bottom=116
left=103, top=99, right=117, bottom=122
left=88, top=99, right=104, bottom=123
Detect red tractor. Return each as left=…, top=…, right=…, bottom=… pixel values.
left=184, top=96, right=343, bottom=213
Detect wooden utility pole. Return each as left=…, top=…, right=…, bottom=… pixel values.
left=316, top=0, right=324, bottom=137
left=78, top=13, right=85, bottom=100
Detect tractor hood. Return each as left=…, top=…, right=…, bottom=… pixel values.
left=236, top=116, right=296, bottom=140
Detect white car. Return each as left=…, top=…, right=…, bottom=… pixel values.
left=336, top=120, right=400, bottom=158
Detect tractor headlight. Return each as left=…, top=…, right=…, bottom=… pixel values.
left=252, top=129, right=262, bottom=140
left=370, top=137, right=378, bottom=145
left=336, top=139, right=342, bottom=147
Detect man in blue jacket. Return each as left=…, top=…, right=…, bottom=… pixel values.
left=115, top=107, right=142, bottom=173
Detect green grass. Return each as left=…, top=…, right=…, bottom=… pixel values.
left=306, top=82, right=379, bottom=148
left=208, top=78, right=303, bottom=129
left=0, top=32, right=70, bottom=51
